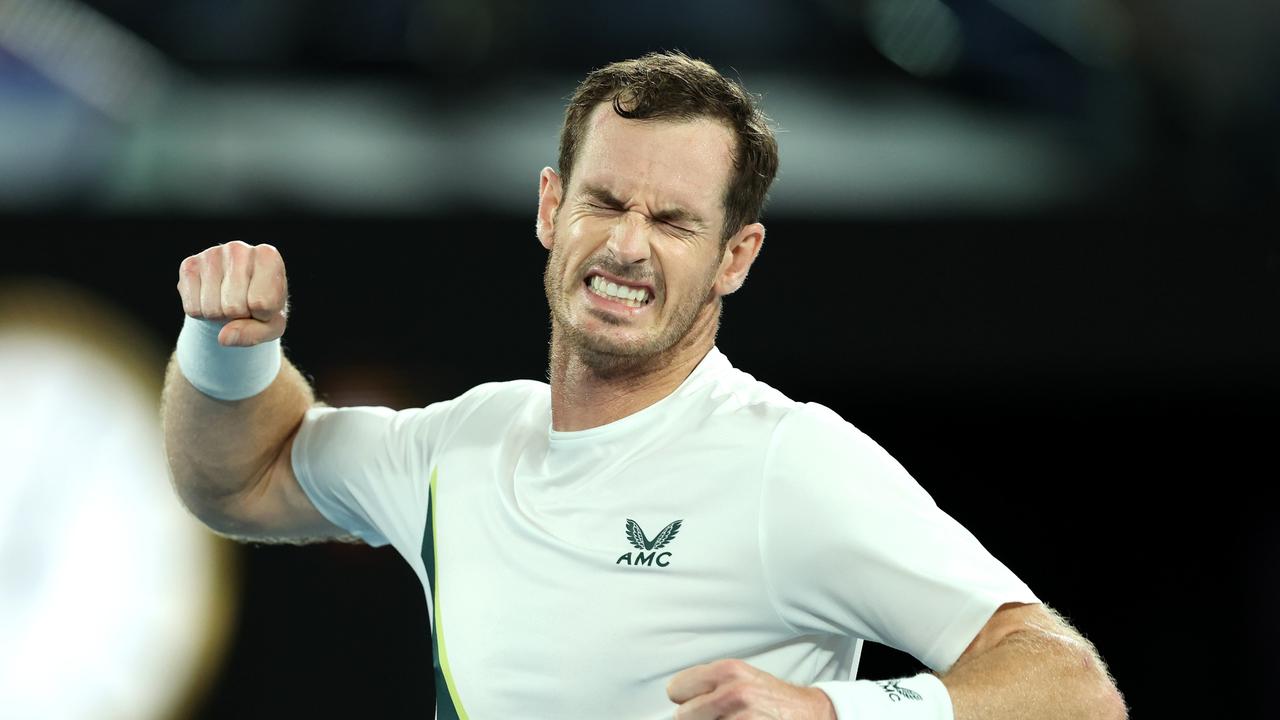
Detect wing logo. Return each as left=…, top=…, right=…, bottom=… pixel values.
left=616, top=519, right=683, bottom=567
left=876, top=681, right=924, bottom=702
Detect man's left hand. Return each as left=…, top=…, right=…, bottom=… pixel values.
left=667, top=659, right=837, bottom=719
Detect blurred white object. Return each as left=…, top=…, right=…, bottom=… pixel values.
left=0, top=284, right=232, bottom=720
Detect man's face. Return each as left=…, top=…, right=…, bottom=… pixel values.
left=540, top=104, right=737, bottom=368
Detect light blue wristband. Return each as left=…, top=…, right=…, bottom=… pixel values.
left=813, top=673, right=953, bottom=720
left=175, top=316, right=282, bottom=401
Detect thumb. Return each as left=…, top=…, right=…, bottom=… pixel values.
left=219, top=313, right=285, bottom=347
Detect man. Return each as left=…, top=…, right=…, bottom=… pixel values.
left=164, top=52, right=1127, bottom=719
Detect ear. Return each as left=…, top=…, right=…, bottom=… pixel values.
left=536, top=167, right=563, bottom=251
left=713, top=222, right=765, bottom=297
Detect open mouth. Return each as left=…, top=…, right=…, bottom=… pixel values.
left=583, top=274, right=654, bottom=309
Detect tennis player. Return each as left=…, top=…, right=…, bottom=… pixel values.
left=163, top=52, right=1126, bottom=720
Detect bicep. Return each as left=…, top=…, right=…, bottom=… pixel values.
left=953, top=602, right=1042, bottom=665
left=217, top=424, right=351, bottom=543
left=952, top=602, right=1098, bottom=669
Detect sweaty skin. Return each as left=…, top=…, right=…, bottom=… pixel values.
left=537, top=103, right=765, bottom=432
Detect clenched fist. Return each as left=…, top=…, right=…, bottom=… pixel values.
left=177, top=241, right=287, bottom=347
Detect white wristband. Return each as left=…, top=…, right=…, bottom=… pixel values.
left=175, top=316, right=282, bottom=401
left=813, top=673, right=953, bottom=720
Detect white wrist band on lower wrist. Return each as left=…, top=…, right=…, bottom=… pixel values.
left=176, top=316, right=282, bottom=401
left=813, top=673, right=953, bottom=720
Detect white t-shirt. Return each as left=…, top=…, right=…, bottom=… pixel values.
left=292, top=347, right=1038, bottom=719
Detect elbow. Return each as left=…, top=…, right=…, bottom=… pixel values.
left=1079, top=652, right=1127, bottom=720
left=1078, top=652, right=1127, bottom=720
left=1048, top=629, right=1126, bottom=720
left=1102, top=686, right=1129, bottom=720
left=168, top=467, right=259, bottom=538
left=173, top=480, right=243, bottom=535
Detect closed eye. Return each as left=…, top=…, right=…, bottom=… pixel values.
left=583, top=196, right=696, bottom=236
left=659, top=220, right=694, bottom=235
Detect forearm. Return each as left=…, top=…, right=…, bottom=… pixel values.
left=942, top=628, right=1127, bottom=720
left=161, top=354, right=312, bottom=516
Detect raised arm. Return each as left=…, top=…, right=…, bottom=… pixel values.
left=162, top=241, right=346, bottom=543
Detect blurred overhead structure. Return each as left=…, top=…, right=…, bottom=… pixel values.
left=0, top=0, right=174, bottom=122
left=863, top=0, right=965, bottom=79
left=0, top=0, right=1275, bottom=216
left=983, top=0, right=1131, bottom=68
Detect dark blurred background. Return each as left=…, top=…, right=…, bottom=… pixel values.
left=1, top=1, right=1277, bottom=718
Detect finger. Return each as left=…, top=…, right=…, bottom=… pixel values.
left=668, top=664, right=721, bottom=704
left=218, top=243, right=288, bottom=347
left=219, top=241, right=254, bottom=319
left=672, top=692, right=718, bottom=720
left=673, top=682, right=750, bottom=720
left=198, top=247, right=224, bottom=318
left=219, top=314, right=284, bottom=347
left=669, top=660, right=757, bottom=704
left=246, top=244, right=286, bottom=323
left=177, top=255, right=202, bottom=317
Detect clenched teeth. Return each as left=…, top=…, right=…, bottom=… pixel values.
left=588, top=275, right=651, bottom=307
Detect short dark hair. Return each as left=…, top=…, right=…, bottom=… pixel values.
left=558, top=51, right=779, bottom=242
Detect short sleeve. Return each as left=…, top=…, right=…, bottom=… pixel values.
left=291, top=403, right=446, bottom=551
left=759, top=403, right=1039, bottom=674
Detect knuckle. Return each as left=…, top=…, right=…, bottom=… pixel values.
left=247, top=294, right=275, bottom=314
left=179, top=256, right=200, bottom=275
left=715, top=659, right=748, bottom=680
left=254, top=243, right=282, bottom=263
left=223, top=240, right=252, bottom=263
left=198, top=250, right=222, bottom=274
left=716, top=683, right=751, bottom=711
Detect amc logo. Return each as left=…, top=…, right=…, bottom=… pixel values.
left=615, top=518, right=682, bottom=569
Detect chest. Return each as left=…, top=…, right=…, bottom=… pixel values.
left=426, top=438, right=788, bottom=717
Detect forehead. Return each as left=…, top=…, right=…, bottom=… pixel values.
left=571, top=102, right=736, bottom=215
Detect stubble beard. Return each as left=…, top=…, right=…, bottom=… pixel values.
left=543, top=235, right=719, bottom=379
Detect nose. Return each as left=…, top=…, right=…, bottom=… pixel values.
left=606, top=211, right=652, bottom=265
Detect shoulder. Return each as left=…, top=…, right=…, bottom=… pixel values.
left=685, top=357, right=868, bottom=457
left=310, top=379, right=548, bottom=437
left=450, top=378, right=548, bottom=408
left=698, top=357, right=803, bottom=429
left=770, top=401, right=875, bottom=453
left=704, top=362, right=864, bottom=446
left=764, top=401, right=934, bottom=503
left=773, top=401, right=860, bottom=445
left=427, top=378, right=549, bottom=427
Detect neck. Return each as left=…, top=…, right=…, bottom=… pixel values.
left=548, top=308, right=718, bottom=432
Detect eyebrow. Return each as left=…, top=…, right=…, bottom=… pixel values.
left=580, top=184, right=706, bottom=229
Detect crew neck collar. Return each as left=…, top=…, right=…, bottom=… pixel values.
left=547, top=346, right=729, bottom=443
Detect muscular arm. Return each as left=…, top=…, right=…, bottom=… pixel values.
left=162, top=241, right=347, bottom=544
left=941, top=603, right=1128, bottom=720
left=667, top=605, right=1126, bottom=720
left=162, top=356, right=343, bottom=543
